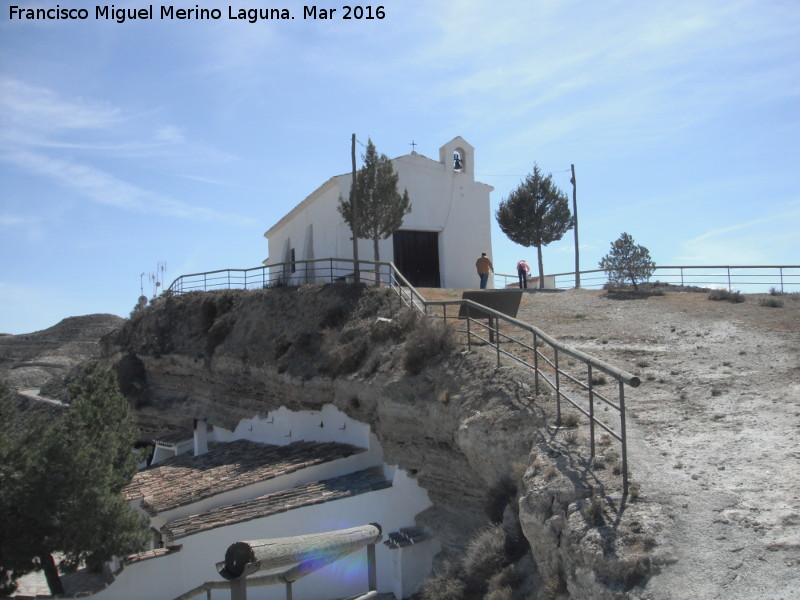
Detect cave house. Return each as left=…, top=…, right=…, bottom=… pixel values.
left=92, top=408, right=438, bottom=600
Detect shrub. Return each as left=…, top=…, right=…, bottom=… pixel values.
left=599, top=232, right=656, bottom=291
left=419, top=562, right=467, bottom=600
left=759, top=297, right=784, bottom=308
left=708, top=289, right=744, bottom=303
left=561, top=412, right=580, bottom=428
left=462, top=525, right=509, bottom=592
left=563, top=430, right=579, bottom=446
left=584, top=495, right=605, bottom=526
left=402, top=316, right=456, bottom=375
left=543, top=573, right=567, bottom=600
left=628, top=480, right=641, bottom=500
left=206, top=314, right=233, bottom=356
left=485, top=477, right=517, bottom=524
left=319, top=328, right=368, bottom=376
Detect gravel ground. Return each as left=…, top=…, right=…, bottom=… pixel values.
left=511, top=288, right=800, bottom=600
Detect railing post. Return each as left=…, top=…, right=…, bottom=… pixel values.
left=466, top=306, right=472, bottom=352
left=619, top=379, right=629, bottom=496
left=780, top=267, right=784, bottom=293
left=230, top=577, right=246, bottom=600
left=330, top=260, right=334, bottom=283
left=367, top=542, right=377, bottom=591
left=494, top=317, right=501, bottom=368
left=533, top=333, right=539, bottom=396
left=285, top=581, right=292, bottom=600
left=554, top=349, right=562, bottom=426
left=588, top=365, right=595, bottom=459
left=727, top=267, right=731, bottom=292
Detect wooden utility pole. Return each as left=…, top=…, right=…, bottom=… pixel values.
left=570, top=163, right=580, bottom=288
left=351, top=134, right=360, bottom=283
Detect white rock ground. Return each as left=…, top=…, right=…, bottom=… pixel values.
left=512, top=289, right=799, bottom=600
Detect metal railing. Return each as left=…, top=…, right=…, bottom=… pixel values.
left=168, top=258, right=395, bottom=294
left=424, top=298, right=639, bottom=494
left=167, top=258, right=640, bottom=494
left=496, top=265, right=800, bottom=293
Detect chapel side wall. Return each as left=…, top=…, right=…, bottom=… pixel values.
left=269, top=177, right=379, bottom=282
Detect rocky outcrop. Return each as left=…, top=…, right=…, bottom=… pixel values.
left=0, top=314, right=123, bottom=393
left=95, top=284, right=663, bottom=597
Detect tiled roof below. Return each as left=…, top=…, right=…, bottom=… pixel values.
left=124, top=546, right=182, bottom=565
left=125, top=439, right=365, bottom=515
left=162, top=467, right=391, bottom=542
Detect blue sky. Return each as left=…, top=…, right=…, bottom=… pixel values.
left=1, top=0, right=798, bottom=334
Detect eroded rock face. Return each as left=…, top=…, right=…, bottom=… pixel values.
left=519, top=444, right=673, bottom=599
left=0, top=314, right=123, bottom=393
left=102, top=286, right=544, bottom=551
left=99, top=284, right=660, bottom=596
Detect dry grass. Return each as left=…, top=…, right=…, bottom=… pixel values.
left=402, top=315, right=457, bottom=375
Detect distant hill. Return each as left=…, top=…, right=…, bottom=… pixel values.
left=0, top=314, right=124, bottom=393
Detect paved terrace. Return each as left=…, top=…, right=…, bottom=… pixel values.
left=124, top=439, right=366, bottom=515
left=162, top=466, right=391, bottom=542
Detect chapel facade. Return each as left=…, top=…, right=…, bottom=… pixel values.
left=263, top=136, right=494, bottom=289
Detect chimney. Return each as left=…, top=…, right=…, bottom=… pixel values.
left=193, top=417, right=208, bottom=457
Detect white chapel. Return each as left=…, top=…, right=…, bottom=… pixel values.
left=264, top=136, right=494, bottom=289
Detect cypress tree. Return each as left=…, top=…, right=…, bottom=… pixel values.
left=338, top=138, right=411, bottom=264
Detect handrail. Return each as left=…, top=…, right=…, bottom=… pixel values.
left=431, top=299, right=640, bottom=387
left=166, top=257, right=640, bottom=494
left=495, top=264, right=800, bottom=292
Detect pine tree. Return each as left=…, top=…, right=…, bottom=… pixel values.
left=0, top=364, right=150, bottom=595
left=495, top=164, right=574, bottom=288
left=599, top=232, right=656, bottom=291
left=338, top=139, right=411, bottom=264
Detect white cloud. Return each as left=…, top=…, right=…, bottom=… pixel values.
left=678, top=203, right=800, bottom=264
left=415, top=0, right=800, bottom=149
left=3, top=150, right=257, bottom=226
left=0, top=77, right=123, bottom=133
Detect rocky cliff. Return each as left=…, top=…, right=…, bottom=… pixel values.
left=0, top=313, right=123, bottom=394
left=96, top=284, right=665, bottom=599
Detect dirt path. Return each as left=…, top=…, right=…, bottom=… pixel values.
left=513, top=289, right=800, bottom=599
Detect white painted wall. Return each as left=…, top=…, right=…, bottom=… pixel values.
left=99, top=405, right=437, bottom=600
left=264, top=137, right=495, bottom=290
